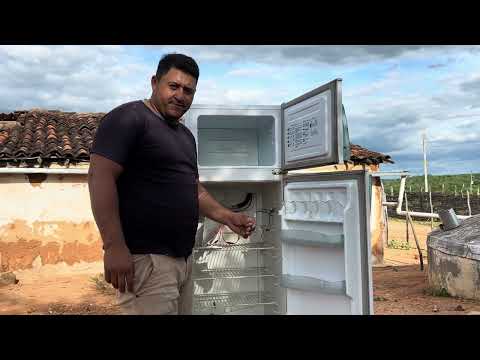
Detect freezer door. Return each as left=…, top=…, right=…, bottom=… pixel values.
left=281, top=79, right=348, bottom=171
left=280, top=171, right=373, bottom=314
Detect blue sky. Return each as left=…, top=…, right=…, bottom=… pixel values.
left=0, top=45, right=479, bottom=175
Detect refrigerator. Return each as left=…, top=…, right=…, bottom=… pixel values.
left=182, top=79, right=373, bottom=315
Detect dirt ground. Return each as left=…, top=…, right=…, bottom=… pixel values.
left=375, top=218, right=480, bottom=315
left=0, top=261, right=120, bottom=315
left=1, top=218, right=480, bottom=315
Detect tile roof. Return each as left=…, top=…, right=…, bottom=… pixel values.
left=0, top=109, right=103, bottom=167
left=0, top=109, right=393, bottom=167
left=350, top=144, right=394, bottom=165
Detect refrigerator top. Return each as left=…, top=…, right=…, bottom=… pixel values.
left=189, top=104, right=281, bottom=110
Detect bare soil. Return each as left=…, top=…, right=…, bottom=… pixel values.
left=1, top=218, right=479, bottom=315
left=375, top=218, right=480, bottom=315
left=0, top=261, right=119, bottom=315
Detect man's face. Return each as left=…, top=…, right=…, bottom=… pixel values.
left=151, top=67, right=197, bottom=121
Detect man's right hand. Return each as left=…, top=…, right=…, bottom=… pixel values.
left=104, top=243, right=134, bottom=293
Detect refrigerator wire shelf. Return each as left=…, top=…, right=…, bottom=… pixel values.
left=193, top=242, right=277, bottom=252
left=193, top=267, right=277, bottom=280
left=193, top=291, right=277, bottom=313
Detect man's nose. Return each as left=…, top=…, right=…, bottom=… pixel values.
left=173, top=89, right=186, bottom=102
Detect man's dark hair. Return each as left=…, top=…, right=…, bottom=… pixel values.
left=156, top=53, right=200, bottom=81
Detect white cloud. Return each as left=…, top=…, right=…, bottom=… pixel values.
left=345, top=70, right=402, bottom=98
left=227, top=68, right=267, bottom=77
left=0, top=45, right=479, bottom=174
left=150, top=45, right=480, bottom=66
left=344, top=64, right=480, bottom=175
left=193, top=79, right=283, bottom=105
left=0, top=45, right=151, bottom=112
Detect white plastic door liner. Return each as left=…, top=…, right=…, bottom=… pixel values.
left=280, top=172, right=372, bottom=315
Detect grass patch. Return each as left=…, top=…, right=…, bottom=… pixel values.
left=90, top=273, right=115, bottom=295
left=383, top=173, right=480, bottom=195
left=389, top=217, right=441, bottom=227
left=387, top=239, right=411, bottom=250
left=424, top=287, right=451, bottom=298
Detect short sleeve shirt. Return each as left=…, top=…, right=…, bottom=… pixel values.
left=91, top=100, right=199, bottom=258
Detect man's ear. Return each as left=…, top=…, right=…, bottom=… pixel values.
left=151, top=75, right=158, bottom=90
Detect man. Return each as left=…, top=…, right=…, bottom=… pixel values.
left=88, top=53, right=256, bottom=315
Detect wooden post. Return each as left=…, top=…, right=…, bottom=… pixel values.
left=382, top=181, right=390, bottom=248
left=429, top=185, right=434, bottom=229
left=442, top=183, right=445, bottom=194
left=407, top=213, right=424, bottom=271
left=423, top=132, right=428, bottom=193
left=455, top=185, right=457, bottom=196
left=404, top=191, right=409, bottom=244
left=391, top=186, right=394, bottom=197
left=467, top=190, right=472, bottom=216
left=471, top=172, right=474, bottom=193
left=405, top=192, right=424, bottom=271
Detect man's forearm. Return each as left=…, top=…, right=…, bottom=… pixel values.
left=88, top=171, right=126, bottom=250
left=198, top=183, right=231, bottom=224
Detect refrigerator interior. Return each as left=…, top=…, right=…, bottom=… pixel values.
left=197, top=115, right=276, bottom=167
left=193, top=175, right=370, bottom=315
left=192, top=182, right=285, bottom=315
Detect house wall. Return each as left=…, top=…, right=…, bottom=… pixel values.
left=0, top=173, right=103, bottom=272
left=0, top=162, right=387, bottom=272
left=370, top=176, right=385, bottom=265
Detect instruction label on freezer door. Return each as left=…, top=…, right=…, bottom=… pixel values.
left=285, top=90, right=330, bottom=162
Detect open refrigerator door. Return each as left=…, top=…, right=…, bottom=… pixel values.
left=276, top=79, right=372, bottom=314
left=280, top=171, right=373, bottom=314
left=281, top=79, right=348, bottom=171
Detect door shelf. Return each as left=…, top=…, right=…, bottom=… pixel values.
left=280, top=274, right=347, bottom=296
left=193, top=267, right=277, bottom=280
left=283, top=215, right=344, bottom=224
left=193, top=291, right=277, bottom=314
left=281, top=230, right=344, bottom=248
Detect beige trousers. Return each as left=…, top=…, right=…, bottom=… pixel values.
left=116, top=254, right=193, bottom=315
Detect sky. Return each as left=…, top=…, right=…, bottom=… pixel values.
left=0, top=45, right=479, bottom=176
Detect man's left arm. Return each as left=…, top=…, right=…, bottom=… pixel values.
left=198, top=182, right=255, bottom=239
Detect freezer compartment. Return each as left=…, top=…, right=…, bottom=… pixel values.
left=197, top=115, right=276, bottom=166
left=192, top=183, right=284, bottom=315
